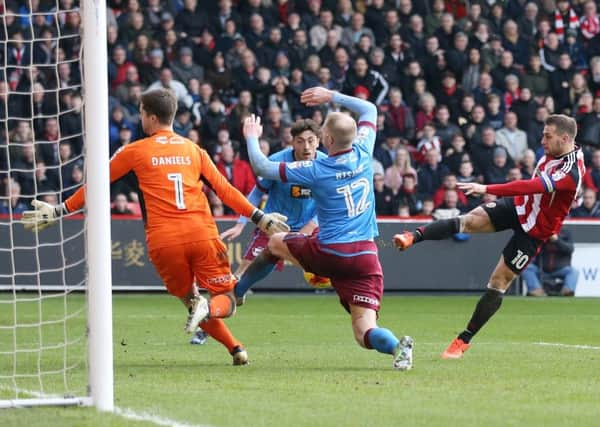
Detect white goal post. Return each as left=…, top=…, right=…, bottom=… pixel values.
left=0, top=0, right=113, bottom=411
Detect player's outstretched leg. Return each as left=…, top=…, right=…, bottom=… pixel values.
left=442, top=257, right=516, bottom=359
left=351, top=305, right=414, bottom=371
left=394, top=217, right=462, bottom=250
left=394, top=207, right=496, bottom=250
left=200, top=317, right=248, bottom=365
left=234, top=250, right=278, bottom=305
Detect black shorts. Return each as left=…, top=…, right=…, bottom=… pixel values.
left=481, top=198, right=543, bottom=274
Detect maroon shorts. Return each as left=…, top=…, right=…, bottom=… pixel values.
left=243, top=229, right=284, bottom=270
left=284, top=232, right=383, bottom=312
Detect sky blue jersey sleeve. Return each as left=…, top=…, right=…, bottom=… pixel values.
left=331, top=92, right=377, bottom=154
left=246, top=135, right=282, bottom=181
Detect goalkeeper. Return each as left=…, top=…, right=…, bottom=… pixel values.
left=219, top=118, right=330, bottom=306
left=22, top=88, right=289, bottom=365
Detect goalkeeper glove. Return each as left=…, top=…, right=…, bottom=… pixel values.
left=22, top=200, right=68, bottom=232
left=250, top=209, right=290, bottom=236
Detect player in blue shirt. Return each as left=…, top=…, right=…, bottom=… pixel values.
left=220, top=119, right=327, bottom=302
left=191, top=119, right=325, bottom=346
left=243, top=87, right=414, bottom=370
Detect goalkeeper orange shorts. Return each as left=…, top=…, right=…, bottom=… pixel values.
left=149, top=239, right=236, bottom=297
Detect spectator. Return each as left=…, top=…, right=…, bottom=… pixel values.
left=373, top=172, right=395, bottom=215
left=201, top=98, right=227, bottom=145
left=491, top=51, right=521, bottom=93
left=485, top=93, right=504, bottom=131
left=416, top=123, right=442, bottom=165
left=495, top=111, right=528, bottom=163
left=462, top=48, right=483, bottom=93
left=434, top=72, right=464, bottom=121
left=417, top=148, right=450, bottom=197
left=170, top=46, right=204, bottom=84
left=148, top=68, right=193, bottom=109
left=341, top=12, right=375, bottom=50
left=583, top=149, right=600, bottom=192
left=510, top=87, right=538, bottom=132
left=472, top=72, right=502, bottom=107
left=502, top=19, right=530, bottom=67
left=484, top=147, right=512, bottom=185
left=414, top=92, right=436, bottom=136
left=310, top=9, right=342, bottom=51
left=570, top=188, right=600, bottom=217
left=522, top=54, right=551, bottom=101
left=518, top=2, right=539, bottom=39
left=549, top=53, right=575, bottom=113
left=140, top=48, right=165, bottom=86
left=443, top=134, right=469, bottom=174
left=433, top=104, right=461, bottom=147
left=384, top=87, right=415, bottom=140
left=436, top=188, right=467, bottom=214
left=262, top=105, right=289, bottom=151
left=0, top=179, right=28, bottom=215
left=527, top=105, right=549, bottom=152
left=374, top=131, right=402, bottom=170
left=111, top=193, right=133, bottom=215
left=580, top=0, right=600, bottom=41
left=395, top=174, right=422, bottom=216
left=471, top=126, right=513, bottom=177
left=521, top=230, right=579, bottom=296
left=342, top=56, right=389, bottom=105
left=519, top=149, right=537, bottom=180
left=384, top=146, right=417, bottom=195
left=215, top=142, right=255, bottom=208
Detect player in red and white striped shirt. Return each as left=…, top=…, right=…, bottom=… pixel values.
left=394, top=115, right=585, bottom=359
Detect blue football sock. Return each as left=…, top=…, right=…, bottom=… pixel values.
left=234, top=252, right=277, bottom=298
left=365, top=328, right=400, bottom=355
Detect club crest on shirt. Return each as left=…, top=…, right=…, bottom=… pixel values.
left=486, top=202, right=497, bottom=208
left=290, top=185, right=312, bottom=199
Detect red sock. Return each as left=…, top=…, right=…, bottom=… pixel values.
left=200, top=318, right=241, bottom=353
left=209, top=294, right=235, bottom=318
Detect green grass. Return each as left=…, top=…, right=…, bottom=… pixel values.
left=2, top=294, right=600, bottom=427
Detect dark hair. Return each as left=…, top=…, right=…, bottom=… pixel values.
left=545, top=114, right=577, bottom=140
left=140, top=88, right=177, bottom=125
left=291, top=118, right=321, bottom=138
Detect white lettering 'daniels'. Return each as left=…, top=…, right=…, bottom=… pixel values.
left=151, top=156, right=192, bottom=166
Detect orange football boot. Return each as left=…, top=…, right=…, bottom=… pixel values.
left=393, top=231, right=415, bottom=251
left=442, top=337, right=471, bottom=359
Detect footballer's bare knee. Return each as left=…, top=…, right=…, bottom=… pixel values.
left=488, top=257, right=517, bottom=292
left=461, top=207, right=495, bottom=233
left=267, top=233, right=288, bottom=257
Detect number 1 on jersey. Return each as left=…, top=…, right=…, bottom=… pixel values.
left=167, top=173, right=186, bottom=210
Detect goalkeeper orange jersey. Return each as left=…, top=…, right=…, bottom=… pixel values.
left=65, top=129, right=255, bottom=250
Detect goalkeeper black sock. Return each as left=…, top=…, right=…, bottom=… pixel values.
left=458, top=287, right=504, bottom=343
left=414, top=217, right=461, bottom=243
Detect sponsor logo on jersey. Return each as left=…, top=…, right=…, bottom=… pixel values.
left=290, top=185, right=312, bottom=199
left=352, top=294, right=380, bottom=307
left=552, top=170, right=566, bottom=181
left=288, top=160, right=313, bottom=169
left=151, top=156, right=192, bottom=166
left=206, top=274, right=235, bottom=285
left=486, top=202, right=497, bottom=208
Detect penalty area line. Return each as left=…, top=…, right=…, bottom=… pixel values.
left=534, top=342, right=600, bottom=351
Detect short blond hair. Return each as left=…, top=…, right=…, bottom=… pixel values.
left=323, top=112, right=356, bottom=147
left=546, top=114, right=577, bottom=140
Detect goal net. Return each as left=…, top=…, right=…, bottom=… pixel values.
left=0, top=0, right=112, bottom=410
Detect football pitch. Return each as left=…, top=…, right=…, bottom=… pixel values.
left=1, top=293, right=600, bottom=427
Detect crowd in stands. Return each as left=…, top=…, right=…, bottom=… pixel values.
left=2, top=0, right=600, bottom=219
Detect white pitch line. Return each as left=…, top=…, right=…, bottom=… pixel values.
left=114, top=406, right=213, bottom=427
left=534, top=342, right=600, bottom=351
left=0, top=385, right=211, bottom=427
